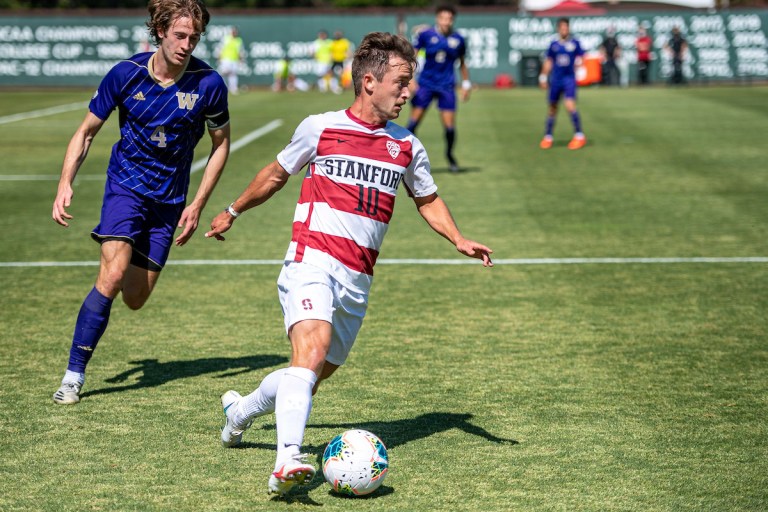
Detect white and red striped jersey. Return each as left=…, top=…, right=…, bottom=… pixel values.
left=276, top=109, right=437, bottom=293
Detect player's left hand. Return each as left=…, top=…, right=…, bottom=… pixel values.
left=461, top=88, right=471, bottom=102
left=456, top=238, right=494, bottom=267
left=205, top=211, right=235, bottom=241
left=175, top=204, right=201, bottom=246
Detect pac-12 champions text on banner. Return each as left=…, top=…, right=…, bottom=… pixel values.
left=0, top=10, right=766, bottom=87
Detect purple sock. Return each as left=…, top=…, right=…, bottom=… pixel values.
left=67, top=287, right=113, bottom=373
left=545, top=116, right=555, bottom=136
left=570, top=111, right=582, bottom=133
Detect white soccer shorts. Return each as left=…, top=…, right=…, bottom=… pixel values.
left=277, top=262, right=368, bottom=366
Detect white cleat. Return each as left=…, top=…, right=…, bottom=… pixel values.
left=53, top=382, right=82, bottom=405
left=220, top=390, right=253, bottom=448
left=268, top=454, right=316, bottom=496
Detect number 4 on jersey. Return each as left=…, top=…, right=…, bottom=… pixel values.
left=151, top=126, right=167, bottom=147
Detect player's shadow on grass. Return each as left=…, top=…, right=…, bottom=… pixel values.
left=434, top=165, right=481, bottom=174
left=310, top=412, right=518, bottom=449
left=244, top=412, right=517, bottom=451
left=247, top=412, right=518, bottom=501
left=81, top=355, right=288, bottom=398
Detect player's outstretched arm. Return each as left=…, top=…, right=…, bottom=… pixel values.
left=413, top=193, right=493, bottom=267
left=539, top=58, right=552, bottom=90
left=52, top=112, right=105, bottom=227
left=459, top=56, right=472, bottom=102
left=176, top=123, right=231, bottom=246
left=205, top=160, right=290, bottom=241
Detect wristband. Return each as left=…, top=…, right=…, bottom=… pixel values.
left=461, top=80, right=472, bottom=91
left=539, top=74, right=547, bottom=84
left=225, top=202, right=241, bottom=218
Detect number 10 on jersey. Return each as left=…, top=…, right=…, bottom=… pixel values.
left=355, top=184, right=379, bottom=216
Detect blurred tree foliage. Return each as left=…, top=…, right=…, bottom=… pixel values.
left=0, top=0, right=515, bottom=9
left=0, top=0, right=763, bottom=10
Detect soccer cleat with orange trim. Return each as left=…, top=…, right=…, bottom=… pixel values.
left=539, top=136, right=553, bottom=149
left=268, top=454, right=316, bottom=496
left=567, top=134, right=587, bottom=150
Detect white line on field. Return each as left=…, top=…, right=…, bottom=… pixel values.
left=0, top=175, right=104, bottom=182
left=0, top=119, right=284, bottom=181
left=1, top=257, right=766, bottom=268
left=0, top=101, right=89, bottom=125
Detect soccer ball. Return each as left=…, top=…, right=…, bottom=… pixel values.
left=322, top=429, right=389, bottom=496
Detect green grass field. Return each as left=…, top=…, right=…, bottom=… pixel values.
left=1, top=84, right=766, bottom=511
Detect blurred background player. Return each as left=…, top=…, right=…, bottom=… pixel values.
left=50, top=0, right=231, bottom=405
left=206, top=31, right=492, bottom=497
left=409, top=23, right=430, bottom=87
left=405, top=5, right=471, bottom=173
left=636, top=26, right=653, bottom=85
left=312, top=30, right=334, bottom=92
left=330, top=30, right=352, bottom=93
left=217, top=26, right=246, bottom=94
left=539, top=17, right=586, bottom=150
left=272, top=57, right=309, bottom=92
left=599, top=26, right=621, bottom=87
left=665, top=26, right=688, bottom=85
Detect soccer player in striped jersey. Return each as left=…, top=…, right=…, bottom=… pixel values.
left=405, top=5, right=471, bottom=173
left=539, top=17, right=587, bottom=150
left=51, top=0, right=231, bottom=405
left=206, top=32, right=492, bottom=497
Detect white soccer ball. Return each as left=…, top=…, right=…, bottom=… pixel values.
left=322, top=429, right=389, bottom=496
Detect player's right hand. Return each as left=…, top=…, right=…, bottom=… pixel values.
left=205, top=211, right=235, bottom=241
left=52, top=186, right=74, bottom=227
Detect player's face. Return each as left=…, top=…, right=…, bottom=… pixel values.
left=435, top=11, right=454, bottom=35
left=370, top=56, right=413, bottom=122
left=558, top=21, right=570, bottom=40
left=158, top=16, right=201, bottom=68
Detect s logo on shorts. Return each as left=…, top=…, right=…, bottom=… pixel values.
left=301, top=298, right=313, bottom=310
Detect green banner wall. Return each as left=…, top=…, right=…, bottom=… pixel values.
left=0, top=10, right=766, bottom=87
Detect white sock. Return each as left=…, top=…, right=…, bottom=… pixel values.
left=236, top=368, right=288, bottom=425
left=274, top=366, right=317, bottom=471
left=63, top=370, right=85, bottom=386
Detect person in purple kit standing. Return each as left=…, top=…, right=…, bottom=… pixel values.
left=539, top=17, right=587, bottom=151
left=51, top=0, right=231, bottom=405
left=405, top=5, right=471, bottom=172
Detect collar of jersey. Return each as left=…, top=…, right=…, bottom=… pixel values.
left=345, top=109, right=386, bottom=130
left=148, top=52, right=190, bottom=88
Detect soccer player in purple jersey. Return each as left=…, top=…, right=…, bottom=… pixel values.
left=51, top=0, right=231, bottom=405
left=405, top=5, right=471, bottom=173
left=539, top=18, right=587, bottom=150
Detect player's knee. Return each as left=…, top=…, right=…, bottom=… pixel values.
left=98, top=269, right=127, bottom=297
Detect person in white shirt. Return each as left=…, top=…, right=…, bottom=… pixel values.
left=205, top=31, right=493, bottom=498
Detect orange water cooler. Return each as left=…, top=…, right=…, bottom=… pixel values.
left=577, top=54, right=602, bottom=86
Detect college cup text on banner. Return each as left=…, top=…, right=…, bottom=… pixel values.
left=0, top=11, right=766, bottom=87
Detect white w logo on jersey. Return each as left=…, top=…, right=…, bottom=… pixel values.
left=176, top=92, right=200, bottom=110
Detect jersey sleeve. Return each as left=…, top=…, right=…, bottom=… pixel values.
left=575, top=40, right=585, bottom=58
left=204, top=72, right=230, bottom=129
left=413, top=30, right=426, bottom=51
left=88, top=63, right=123, bottom=121
left=276, top=115, right=321, bottom=175
left=403, top=137, right=437, bottom=198
left=546, top=41, right=556, bottom=60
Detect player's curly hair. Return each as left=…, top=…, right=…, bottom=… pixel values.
left=351, top=32, right=416, bottom=97
left=146, top=0, right=210, bottom=46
